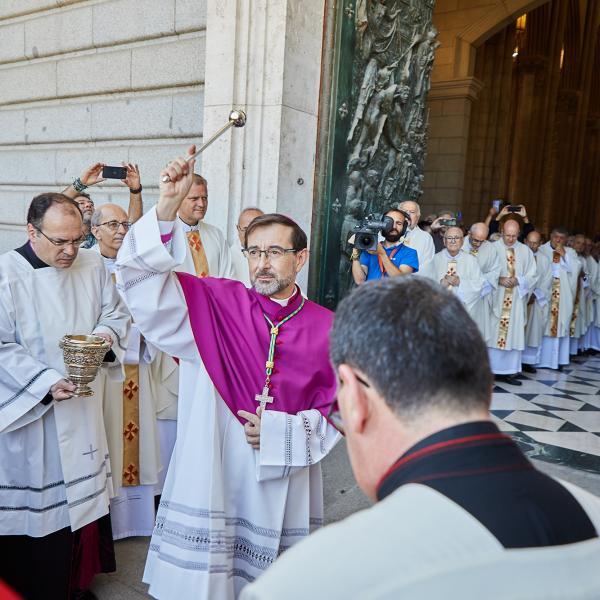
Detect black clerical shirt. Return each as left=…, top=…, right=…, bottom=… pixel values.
left=376, top=420, right=597, bottom=548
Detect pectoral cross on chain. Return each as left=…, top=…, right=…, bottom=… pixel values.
left=255, top=386, right=274, bottom=411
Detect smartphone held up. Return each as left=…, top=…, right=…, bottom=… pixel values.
left=102, top=166, right=128, bottom=180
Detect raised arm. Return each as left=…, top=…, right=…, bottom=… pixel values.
left=116, top=149, right=200, bottom=362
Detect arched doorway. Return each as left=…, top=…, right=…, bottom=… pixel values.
left=423, top=0, right=600, bottom=234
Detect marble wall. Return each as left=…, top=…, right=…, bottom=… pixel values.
left=0, top=0, right=207, bottom=253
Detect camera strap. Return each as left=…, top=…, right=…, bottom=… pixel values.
left=378, top=244, right=402, bottom=277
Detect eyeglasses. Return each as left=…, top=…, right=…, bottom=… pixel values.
left=444, top=236, right=462, bottom=242
left=35, top=227, right=86, bottom=248
left=243, top=247, right=299, bottom=261
left=99, top=220, right=132, bottom=232
left=327, top=373, right=371, bottom=435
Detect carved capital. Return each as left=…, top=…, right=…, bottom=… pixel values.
left=428, top=77, right=484, bottom=102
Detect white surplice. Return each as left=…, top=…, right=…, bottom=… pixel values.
left=419, top=249, right=485, bottom=322
left=486, top=241, right=536, bottom=374
left=99, top=255, right=163, bottom=540
left=403, top=225, right=434, bottom=268
left=115, top=208, right=340, bottom=600
left=536, top=243, right=579, bottom=368
left=463, top=238, right=501, bottom=345
left=230, top=241, right=251, bottom=286
left=0, top=248, right=129, bottom=537
left=522, top=252, right=552, bottom=365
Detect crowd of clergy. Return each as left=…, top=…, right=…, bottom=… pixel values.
left=357, top=200, right=600, bottom=388
left=2, top=150, right=600, bottom=600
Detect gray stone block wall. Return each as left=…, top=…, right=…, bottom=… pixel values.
left=0, top=0, right=207, bottom=253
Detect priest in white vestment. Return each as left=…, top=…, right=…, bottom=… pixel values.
left=0, top=193, right=129, bottom=599
left=115, top=153, right=340, bottom=600
left=241, top=277, right=600, bottom=600
left=463, top=223, right=501, bottom=345
left=582, top=239, right=599, bottom=352
left=398, top=200, right=435, bottom=267
left=569, top=235, right=594, bottom=355
left=537, top=227, right=580, bottom=369
left=230, top=207, right=264, bottom=286
left=92, top=203, right=165, bottom=540
left=176, top=173, right=234, bottom=279
left=521, top=231, right=552, bottom=372
left=486, top=220, right=536, bottom=385
left=419, top=227, right=485, bottom=322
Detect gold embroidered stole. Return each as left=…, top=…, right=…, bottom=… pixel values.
left=570, top=265, right=583, bottom=337
left=549, top=251, right=561, bottom=337
left=122, top=364, right=140, bottom=486
left=470, top=248, right=478, bottom=257
left=110, top=272, right=141, bottom=486
left=187, top=230, right=210, bottom=278
left=497, top=247, right=516, bottom=349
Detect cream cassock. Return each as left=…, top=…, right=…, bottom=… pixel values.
left=486, top=241, right=536, bottom=375
left=522, top=251, right=553, bottom=366
left=537, top=243, right=580, bottom=368
left=403, top=225, right=434, bottom=268
left=462, top=238, right=501, bottom=345
left=419, top=249, right=485, bottom=322
left=0, top=248, right=129, bottom=537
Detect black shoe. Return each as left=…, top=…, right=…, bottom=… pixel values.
left=522, top=364, right=537, bottom=374
left=495, top=374, right=522, bottom=386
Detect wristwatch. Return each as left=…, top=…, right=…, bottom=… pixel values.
left=72, top=177, right=87, bottom=193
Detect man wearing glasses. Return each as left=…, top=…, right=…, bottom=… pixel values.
left=420, top=226, right=486, bottom=324
left=463, top=222, right=501, bottom=345
left=0, top=193, right=129, bottom=599
left=115, top=152, right=340, bottom=600
left=240, top=278, right=600, bottom=600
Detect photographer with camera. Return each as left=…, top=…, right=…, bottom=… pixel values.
left=350, top=209, right=418, bottom=284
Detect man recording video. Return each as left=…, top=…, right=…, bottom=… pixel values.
left=351, top=209, right=418, bottom=284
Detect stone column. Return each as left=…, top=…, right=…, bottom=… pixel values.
left=421, top=77, right=483, bottom=215
left=200, top=0, right=325, bottom=290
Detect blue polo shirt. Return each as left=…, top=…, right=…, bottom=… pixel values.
left=360, top=243, right=419, bottom=281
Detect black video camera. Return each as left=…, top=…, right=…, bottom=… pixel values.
left=352, top=214, right=394, bottom=251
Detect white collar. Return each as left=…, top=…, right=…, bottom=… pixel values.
left=178, top=215, right=201, bottom=232
left=269, top=287, right=298, bottom=307
left=444, top=249, right=460, bottom=260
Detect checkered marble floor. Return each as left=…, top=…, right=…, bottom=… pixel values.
left=492, top=355, right=600, bottom=472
